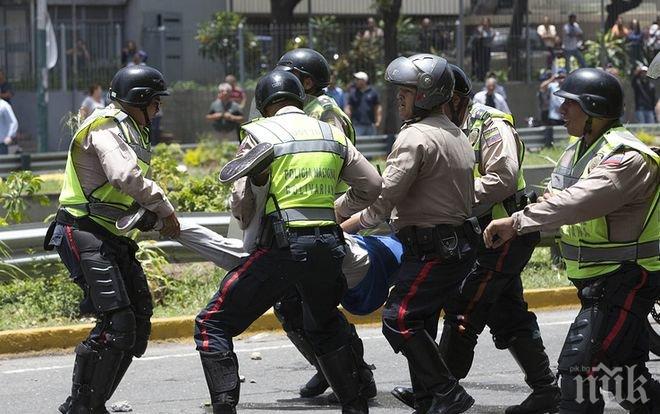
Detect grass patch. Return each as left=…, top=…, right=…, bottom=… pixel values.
left=521, top=247, right=570, bottom=289
left=0, top=262, right=225, bottom=331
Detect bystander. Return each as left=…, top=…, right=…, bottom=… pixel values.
left=0, top=98, right=17, bottom=155
left=225, top=74, right=247, bottom=109
left=206, top=83, right=244, bottom=141
left=610, top=17, right=630, bottom=40
left=325, top=73, right=345, bottom=109
left=562, top=14, right=586, bottom=71
left=632, top=65, right=656, bottom=124
left=473, top=76, right=510, bottom=113
left=79, top=84, right=106, bottom=120
left=345, top=71, right=381, bottom=136
left=472, top=17, right=495, bottom=81
left=0, top=69, right=13, bottom=104
left=537, top=16, right=559, bottom=68
left=539, top=68, right=566, bottom=147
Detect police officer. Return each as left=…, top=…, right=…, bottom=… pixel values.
left=47, top=65, right=180, bottom=413
left=268, top=47, right=376, bottom=400
left=341, top=54, right=478, bottom=414
left=391, top=64, right=560, bottom=413
left=484, top=68, right=660, bottom=412
left=195, top=70, right=382, bottom=414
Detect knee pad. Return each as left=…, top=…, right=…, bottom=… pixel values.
left=104, top=308, right=136, bottom=351
left=131, top=315, right=151, bottom=357
left=80, top=250, right=130, bottom=313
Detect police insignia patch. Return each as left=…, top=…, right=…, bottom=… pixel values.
left=586, top=154, right=604, bottom=173
left=483, top=127, right=502, bottom=146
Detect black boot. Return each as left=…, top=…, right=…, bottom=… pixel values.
left=317, top=344, right=369, bottom=414
left=199, top=351, right=240, bottom=414
left=285, top=328, right=329, bottom=398
left=506, top=337, right=560, bottom=414
left=65, top=341, right=123, bottom=414
left=328, top=325, right=377, bottom=404
left=400, top=331, right=474, bottom=414
left=391, top=386, right=415, bottom=409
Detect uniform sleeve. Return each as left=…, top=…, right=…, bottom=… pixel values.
left=358, top=128, right=424, bottom=228
left=88, top=128, right=174, bottom=218
left=319, top=109, right=346, bottom=133
left=335, top=139, right=382, bottom=219
left=228, top=133, right=260, bottom=229
left=512, top=150, right=656, bottom=234
left=474, top=119, right=520, bottom=205
left=230, top=177, right=257, bottom=230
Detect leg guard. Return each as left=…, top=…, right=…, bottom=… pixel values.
left=80, top=249, right=130, bottom=313
left=557, top=300, right=607, bottom=413
left=199, top=351, right=240, bottom=414
left=274, top=291, right=330, bottom=398
left=219, top=142, right=274, bottom=184
left=400, top=331, right=474, bottom=414
left=438, top=322, right=478, bottom=380
left=505, top=336, right=560, bottom=414
left=67, top=341, right=124, bottom=413
left=317, top=344, right=369, bottom=413
left=328, top=326, right=377, bottom=404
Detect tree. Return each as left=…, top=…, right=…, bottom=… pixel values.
left=605, top=0, right=642, bottom=30
left=375, top=0, right=402, bottom=135
left=270, top=0, right=303, bottom=60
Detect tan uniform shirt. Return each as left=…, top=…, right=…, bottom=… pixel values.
left=512, top=147, right=659, bottom=242
left=72, top=104, right=174, bottom=218
left=472, top=117, right=520, bottom=206
left=359, top=113, right=475, bottom=230
left=230, top=106, right=382, bottom=229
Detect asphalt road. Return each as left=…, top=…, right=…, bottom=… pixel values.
left=1, top=308, right=652, bottom=413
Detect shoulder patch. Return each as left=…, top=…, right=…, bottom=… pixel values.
left=601, top=153, right=625, bottom=166
left=483, top=127, right=503, bottom=146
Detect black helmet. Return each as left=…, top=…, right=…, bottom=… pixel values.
left=275, top=48, right=331, bottom=93
left=109, top=65, right=169, bottom=107
left=255, top=70, right=305, bottom=115
left=449, top=64, right=472, bottom=97
left=554, top=68, right=623, bottom=119
left=385, top=54, right=454, bottom=115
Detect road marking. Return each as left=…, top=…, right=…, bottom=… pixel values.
left=1, top=327, right=572, bottom=375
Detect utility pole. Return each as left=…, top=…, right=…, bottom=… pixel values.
left=457, top=0, right=465, bottom=69
left=37, top=0, right=48, bottom=152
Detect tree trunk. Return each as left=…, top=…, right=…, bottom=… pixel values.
left=270, top=0, right=302, bottom=61
left=507, top=0, right=527, bottom=81
left=379, top=0, right=402, bottom=135
left=605, top=0, right=642, bottom=30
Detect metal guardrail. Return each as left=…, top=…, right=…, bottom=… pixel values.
left=3, top=124, right=657, bottom=176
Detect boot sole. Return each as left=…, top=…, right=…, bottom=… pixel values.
left=390, top=388, right=415, bottom=409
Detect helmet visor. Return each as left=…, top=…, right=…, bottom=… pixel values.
left=385, top=56, right=421, bottom=87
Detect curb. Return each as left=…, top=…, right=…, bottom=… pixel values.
left=0, top=287, right=577, bottom=355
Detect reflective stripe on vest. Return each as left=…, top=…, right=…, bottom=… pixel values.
left=59, top=106, right=151, bottom=234
left=549, top=126, right=660, bottom=278
left=468, top=103, right=526, bottom=219
left=240, top=111, right=347, bottom=227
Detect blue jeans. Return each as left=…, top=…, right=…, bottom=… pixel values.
left=354, top=123, right=377, bottom=137
left=563, top=48, right=586, bottom=72
left=635, top=109, right=655, bottom=124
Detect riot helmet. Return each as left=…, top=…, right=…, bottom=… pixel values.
left=446, top=63, right=473, bottom=127
left=109, top=65, right=169, bottom=107
left=554, top=68, right=623, bottom=120
left=255, top=70, right=305, bottom=116
left=385, top=54, right=454, bottom=117
left=275, top=48, right=331, bottom=95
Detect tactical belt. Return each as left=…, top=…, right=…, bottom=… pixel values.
left=268, top=207, right=336, bottom=223
left=560, top=240, right=660, bottom=263
left=52, top=208, right=134, bottom=248
left=396, top=218, right=481, bottom=261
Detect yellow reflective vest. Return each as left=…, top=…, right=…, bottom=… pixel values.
left=59, top=107, right=151, bottom=235
left=468, top=103, right=527, bottom=219
left=240, top=110, right=348, bottom=228
left=549, top=126, right=660, bottom=279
